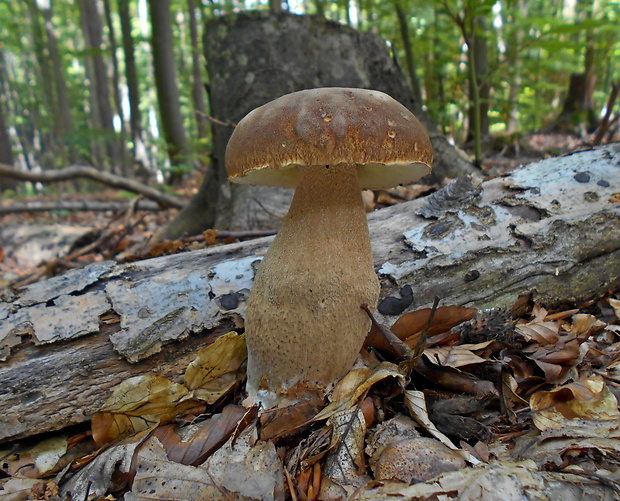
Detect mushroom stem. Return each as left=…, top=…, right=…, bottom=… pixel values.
left=245, top=163, right=380, bottom=406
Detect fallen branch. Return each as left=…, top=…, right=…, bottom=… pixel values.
left=0, top=199, right=162, bottom=213
left=0, top=163, right=185, bottom=209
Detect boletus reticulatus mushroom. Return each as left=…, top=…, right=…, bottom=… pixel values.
left=226, top=87, right=432, bottom=407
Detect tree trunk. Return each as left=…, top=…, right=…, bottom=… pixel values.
left=466, top=16, right=489, bottom=142
left=0, top=84, right=17, bottom=192
left=79, top=0, right=121, bottom=169
left=0, top=98, right=12, bottom=167
left=118, top=0, right=145, bottom=170
left=102, top=0, right=127, bottom=175
left=551, top=73, right=598, bottom=133
left=155, top=11, right=477, bottom=242
left=393, top=0, right=423, bottom=104
left=148, top=0, right=189, bottom=183
left=1, top=144, right=619, bottom=443
left=40, top=2, right=77, bottom=165
left=187, top=0, right=209, bottom=140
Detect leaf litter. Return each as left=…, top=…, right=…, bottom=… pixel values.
left=1, top=296, right=620, bottom=500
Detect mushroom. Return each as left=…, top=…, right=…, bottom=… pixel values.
left=225, top=87, right=432, bottom=407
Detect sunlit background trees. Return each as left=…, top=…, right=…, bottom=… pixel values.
left=0, top=0, right=618, bottom=183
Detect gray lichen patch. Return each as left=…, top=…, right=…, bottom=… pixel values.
left=0, top=290, right=110, bottom=360
left=107, top=271, right=219, bottom=363
left=503, top=146, right=620, bottom=219
left=1, top=259, right=114, bottom=361
left=17, top=260, right=115, bottom=307
left=28, top=291, right=111, bottom=344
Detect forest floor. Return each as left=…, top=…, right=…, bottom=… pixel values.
left=1, top=132, right=619, bottom=500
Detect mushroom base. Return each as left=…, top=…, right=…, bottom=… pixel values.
left=244, top=164, right=380, bottom=407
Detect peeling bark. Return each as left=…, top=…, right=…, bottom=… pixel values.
left=1, top=145, right=619, bottom=443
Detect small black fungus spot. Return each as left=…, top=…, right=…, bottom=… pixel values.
left=597, top=179, right=610, bottom=187
left=584, top=191, right=599, bottom=202
left=378, top=285, right=414, bottom=315
left=464, top=270, right=480, bottom=282
left=574, top=172, right=590, bottom=183
left=219, top=292, right=243, bottom=310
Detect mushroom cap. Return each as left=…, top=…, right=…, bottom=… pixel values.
left=225, top=87, right=433, bottom=190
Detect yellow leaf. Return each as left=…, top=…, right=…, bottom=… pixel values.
left=184, top=332, right=247, bottom=403
left=92, top=375, right=191, bottom=446
left=313, top=362, right=405, bottom=422
left=530, top=376, right=620, bottom=436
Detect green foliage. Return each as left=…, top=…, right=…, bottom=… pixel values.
left=0, top=0, right=618, bottom=182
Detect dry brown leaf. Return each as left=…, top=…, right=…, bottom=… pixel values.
left=202, top=427, right=286, bottom=501
left=0, top=436, right=68, bottom=479
left=389, top=306, right=478, bottom=346
left=91, top=375, right=194, bottom=446
left=313, top=362, right=406, bottom=422
left=184, top=331, right=247, bottom=403
left=530, top=376, right=620, bottom=436
left=322, top=407, right=368, bottom=492
left=570, top=313, right=603, bottom=339
left=0, top=477, right=51, bottom=501
left=609, top=297, right=620, bottom=319
left=259, top=389, right=324, bottom=442
left=416, top=356, right=499, bottom=398
left=424, top=342, right=492, bottom=368
left=61, top=431, right=149, bottom=500
left=152, top=404, right=251, bottom=466
left=516, top=320, right=560, bottom=345
left=351, top=460, right=620, bottom=501
left=125, top=436, right=230, bottom=501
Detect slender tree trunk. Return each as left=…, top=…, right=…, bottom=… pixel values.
left=118, top=0, right=145, bottom=171
left=467, top=16, right=489, bottom=142
left=0, top=54, right=18, bottom=192
left=424, top=9, right=443, bottom=116
left=79, top=0, right=121, bottom=169
left=314, top=0, right=326, bottom=18
left=504, top=0, right=527, bottom=133
left=0, top=92, right=13, bottom=167
left=148, top=0, right=189, bottom=183
left=40, top=2, right=77, bottom=165
left=393, top=0, right=423, bottom=104
left=23, top=0, right=56, bottom=168
left=102, top=0, right=127, bottom=175
left=187, top=0, right=208, bottom=140
left=269, top=0, right=282, bottom=13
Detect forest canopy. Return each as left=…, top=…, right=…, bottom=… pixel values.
left=0, top=0, right=618, bottom=184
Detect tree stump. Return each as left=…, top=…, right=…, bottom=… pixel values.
left=156, top=11, right=477, bottom=241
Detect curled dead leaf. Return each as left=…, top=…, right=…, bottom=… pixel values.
left=184, top=331, right=247, bottom=403
left=92, top=375, right=194, bottom=446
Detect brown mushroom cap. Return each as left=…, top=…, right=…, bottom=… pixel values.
left=225, top=87, right=432, bottom=190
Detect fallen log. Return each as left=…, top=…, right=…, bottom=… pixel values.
left=0, top=199, right=162, bottom=213
left=0, top=163, right=185, bottom=209
left=1, top=144, right=619, bottom=443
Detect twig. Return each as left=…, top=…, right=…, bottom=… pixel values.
left=283, top=467, right=298, bottom=501
left=198, top=110, right=237, bottom=128
left=182, top=229, right=278, bottom=243
left=413, top=296, right=441, bottom=360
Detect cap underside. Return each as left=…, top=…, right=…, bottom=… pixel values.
left=229, top=161, right=431, bottom=190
